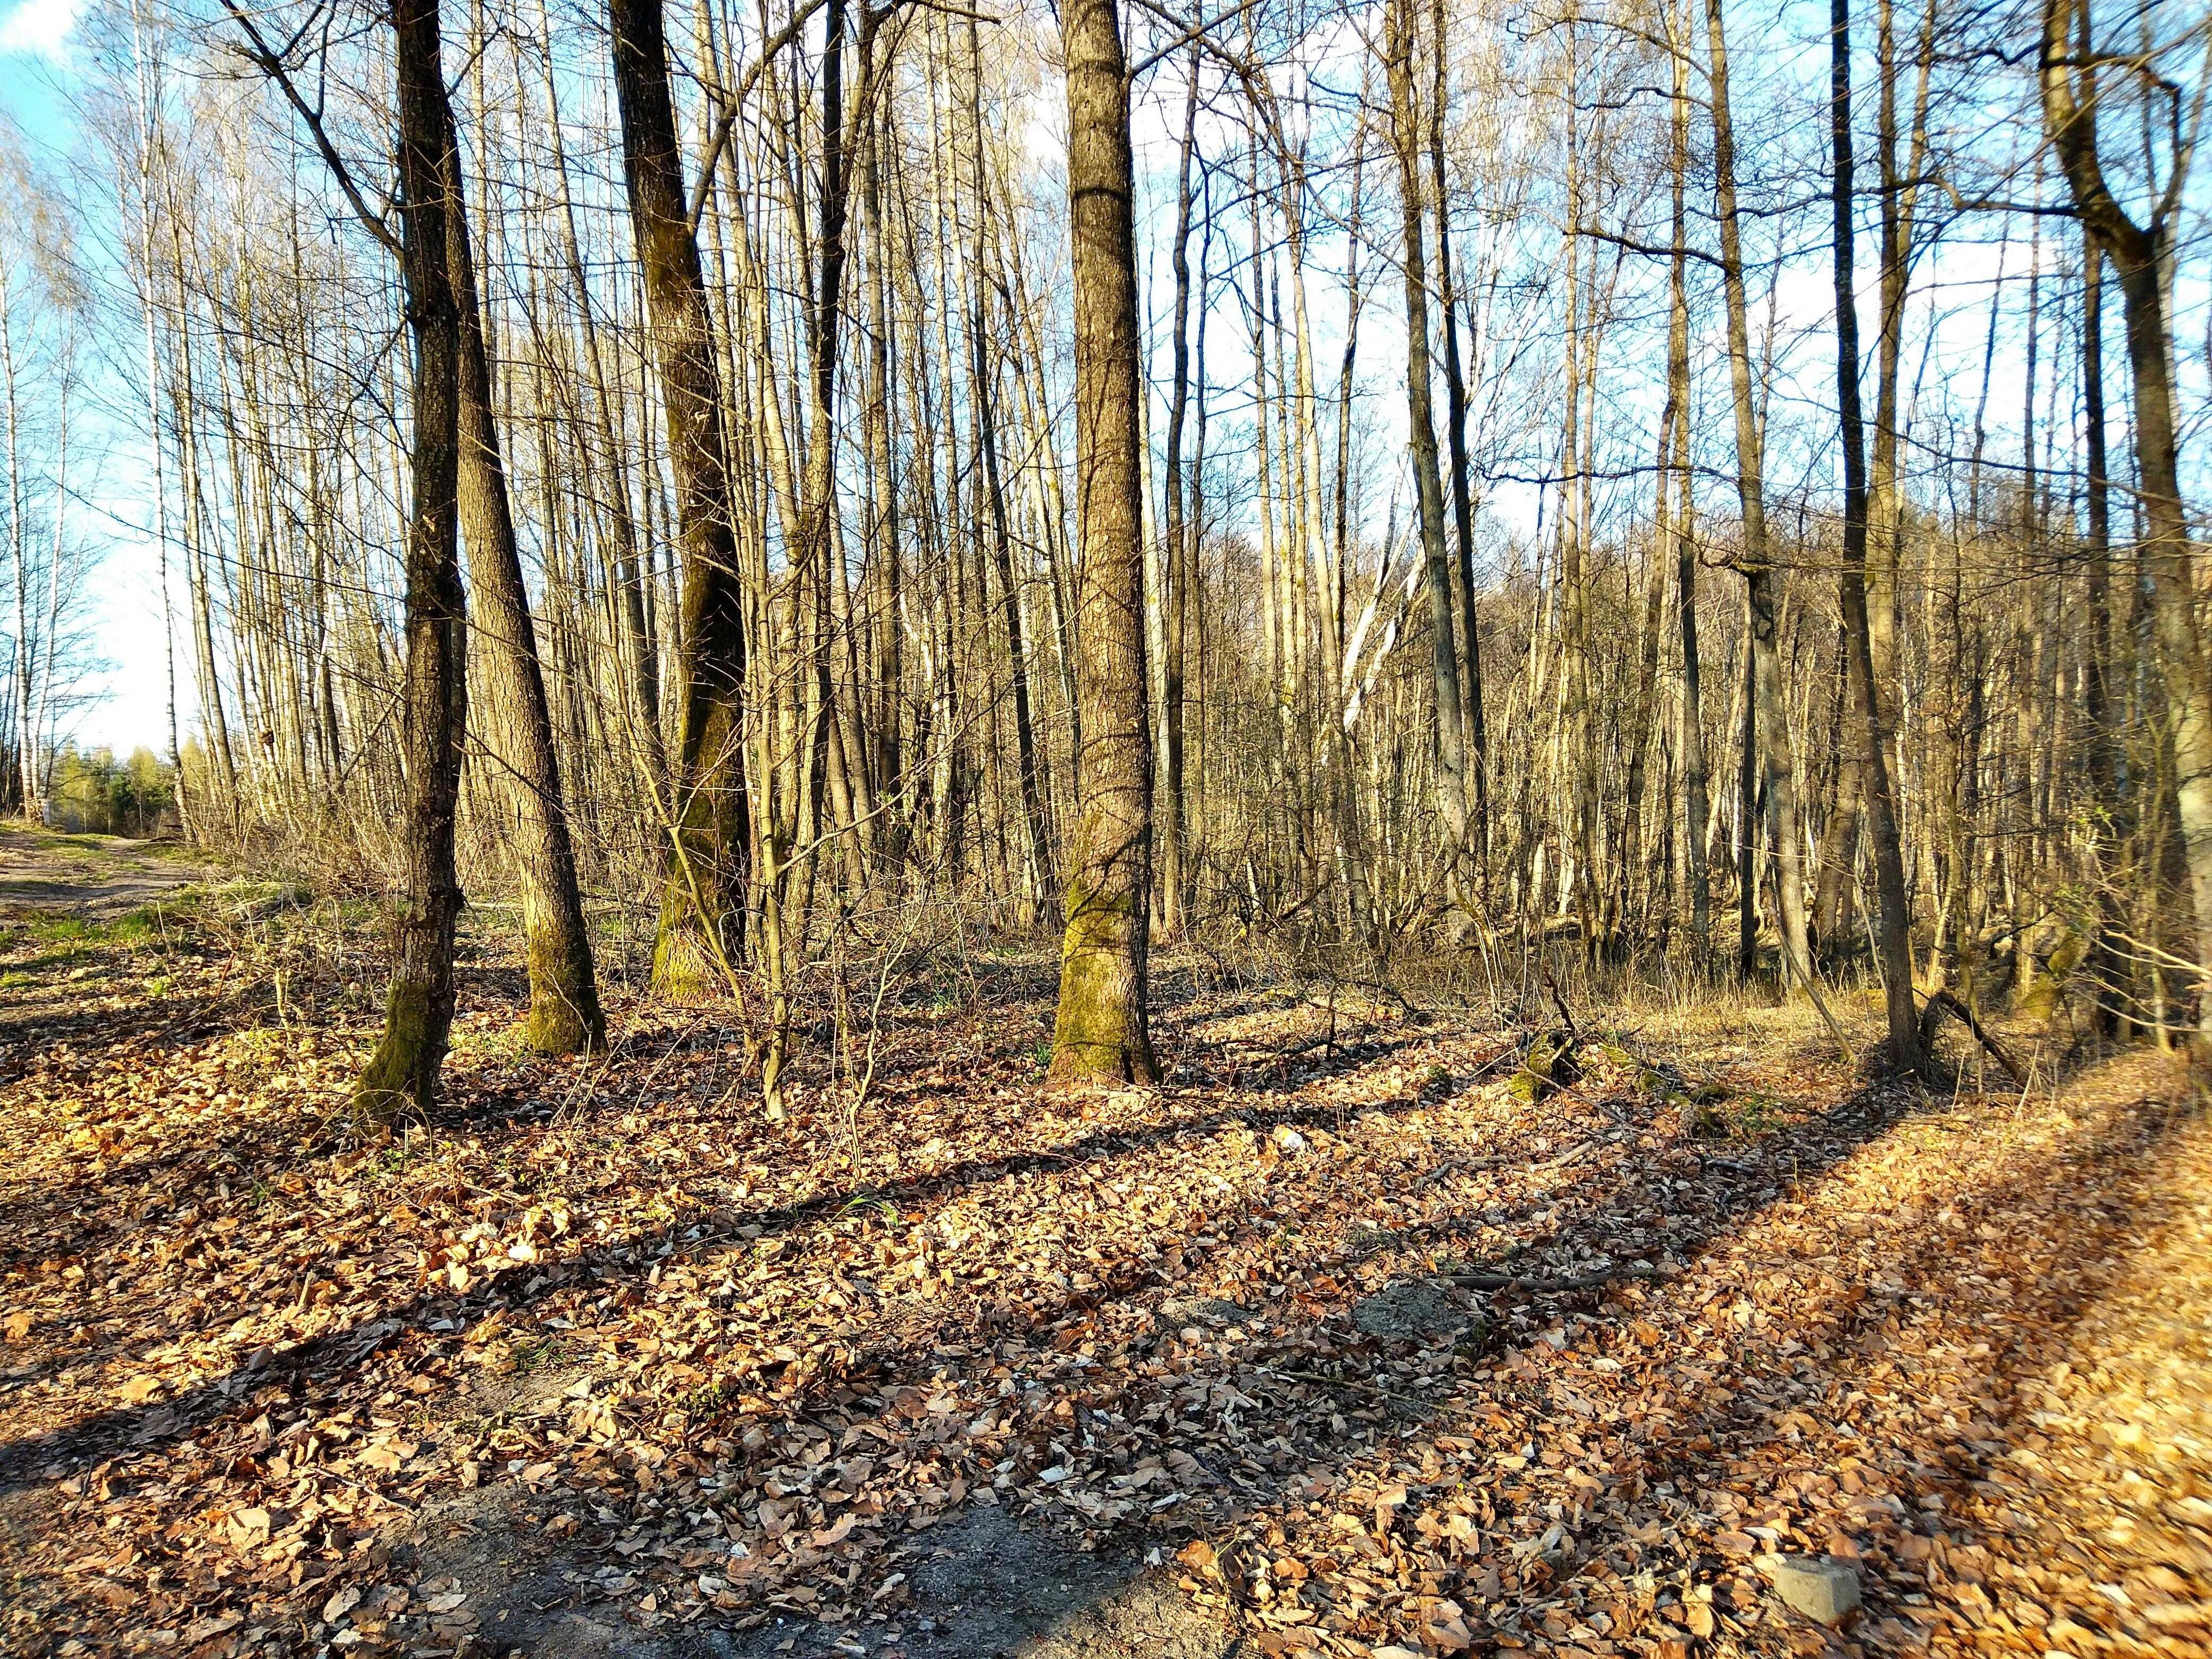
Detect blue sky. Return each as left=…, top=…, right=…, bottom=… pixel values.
left=2, top=0, right=182, bottom=758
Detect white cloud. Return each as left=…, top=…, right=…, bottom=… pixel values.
left=0, top=0, right=85, bottom=63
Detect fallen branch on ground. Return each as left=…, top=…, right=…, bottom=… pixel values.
left=1919, top=988, right=2027, bottom=1082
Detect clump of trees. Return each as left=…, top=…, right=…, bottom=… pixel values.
left=35, top=0, right=2211, bottom=1110
left=44, top=745, right=177, bottom=838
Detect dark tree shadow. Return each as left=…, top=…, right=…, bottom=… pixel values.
left=4, top=1028, right=2189, bottom=1659
left=0, top=1067, right=1882, bottom=1496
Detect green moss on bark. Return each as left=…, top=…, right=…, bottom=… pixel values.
left=1048, top=873, right=1157, bottom=1087
left=523, top=914, right=606, bottom=1053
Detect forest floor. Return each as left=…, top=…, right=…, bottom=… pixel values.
left=1, top=830, right=2208, bottom=1659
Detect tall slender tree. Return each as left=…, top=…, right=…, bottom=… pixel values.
left=608, top=0, right=751, bottom=999
left=1705, top=0, right=1830, bottom=1027
left=354, top=0, right=468, bottom=1117
left=1048, top=0, right=1158, bottom=1087
left=1385, top=0, right=1469, bottom=875
left=440, top=85, right=605, bottom=1055
left=1830, top=0, right=1921, bottom=1069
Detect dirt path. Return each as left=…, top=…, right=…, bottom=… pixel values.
left=0, top=826, right=210, bottom=920
left=0, top=828, right=240, bottom=1082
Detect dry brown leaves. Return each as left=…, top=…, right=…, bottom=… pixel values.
left=1, top=911, right=2206, bottom=1659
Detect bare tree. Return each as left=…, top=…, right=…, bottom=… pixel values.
left=2042, top=0, right=2212, bottom=1057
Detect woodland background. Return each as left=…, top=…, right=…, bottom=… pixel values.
left=0, top=0, right=2208, bottom=1085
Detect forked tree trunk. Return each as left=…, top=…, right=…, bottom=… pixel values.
left=2042, top=0, right=2212, bottom=1059
left=1830, top=0, right=1922, bottom=1070
left=441, top=97, right=605, bottom=1055
left=608, top=0, right=750, bottom=1000
left=356, top=0, right=467, bottom=1119
left=1047, top=0, right=1158, bottom=1088
left=1385, top=0, right=1469, bottom=868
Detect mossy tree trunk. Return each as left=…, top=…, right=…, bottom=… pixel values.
left=608, top=0, right=750, bottom=1001
left=355, top=0, right=467, bottom=1120
left=1048, top=0, right=1158, bottom=1090
left=440, top=93, right=605, bottom=1056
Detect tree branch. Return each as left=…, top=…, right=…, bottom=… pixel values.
left=217, top=0, right=406, bottom=264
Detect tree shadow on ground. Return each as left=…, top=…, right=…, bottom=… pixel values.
left=3, top=1036, right=2191, bottom=1659
left=0, top=983, right=262, bottom=1076
left=1599, top=1088, right=2198, bottom=1647
left=0, top=1060, right=1507, bottom=1494
left=418, top=1075, right=2198, bottom=1659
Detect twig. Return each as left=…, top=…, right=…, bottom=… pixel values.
left=1251, top=1365, right=1436, bottom=1406
left=1540, top=965, right=1580, bottom=1042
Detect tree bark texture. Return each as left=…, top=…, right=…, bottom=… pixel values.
left=1048, top=0, right=1158, bottom=1088
left=356, top=0, right=468, bottom=1119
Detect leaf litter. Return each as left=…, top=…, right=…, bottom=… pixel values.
left=0, top=895, right=2207, bottom=1659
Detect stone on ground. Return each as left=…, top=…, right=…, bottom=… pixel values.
left=1754, top=1554, right=1861, bottom=1624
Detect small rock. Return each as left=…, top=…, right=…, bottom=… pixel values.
left=1755, top=1554, right=1861, bottom=1625
left=1351, top=1281, right=1484, bottom=1344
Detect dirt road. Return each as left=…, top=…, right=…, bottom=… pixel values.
left=0, top=826, right=209, bottom=920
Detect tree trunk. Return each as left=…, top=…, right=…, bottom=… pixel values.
left=1385, top=0, right=1469, bottom=871
left=1666, top=3, right=1710, bottom=961
left=1429, top=0, right=1488, bottom=872
left=2042, top=0, right=2212, bottom=1057
left=1737, top=601, right=1759, bottom=981
left=535, top=7, right=666, bottom=825
left=441, top=91, right=605, bottom=1055
left=608, top=0, right=750, bottom=999
left=1158, top=52, right=1200, bottom=942
left=1706, top=0, right=1820, bottom=1003
left=1047, top=0, right=1158, bottom=1088
left=2080, top=237, right=2126, bottom=1034
left=970, top=17, right=1052, bottom=924
left=1830, top=0, right=1922, bottom=1069
left=355, top=0, right=467, bottom=1119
